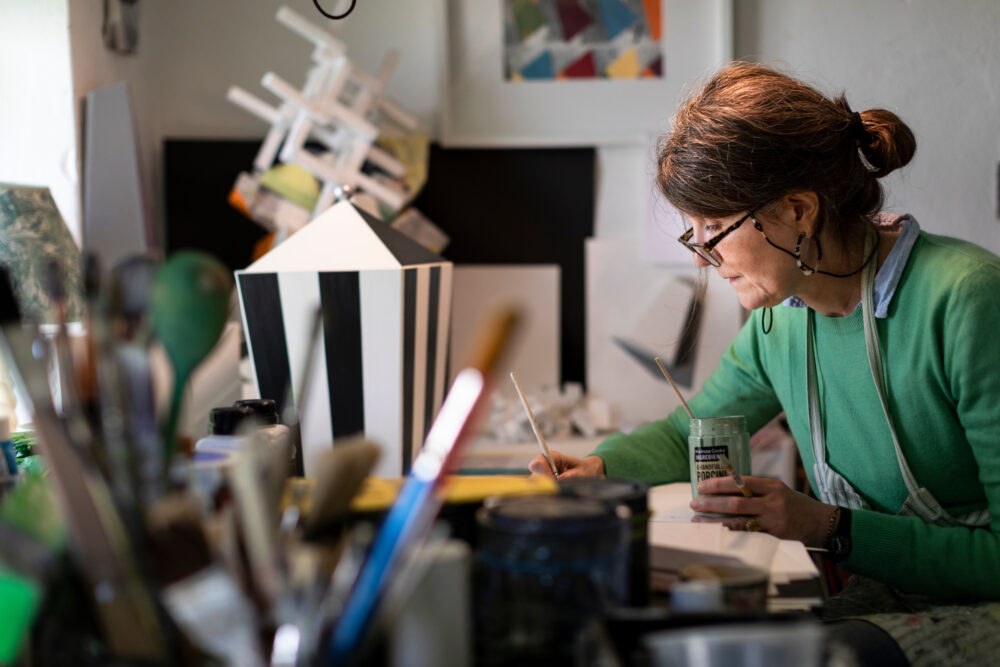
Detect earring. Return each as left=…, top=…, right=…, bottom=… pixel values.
left=794, top=232, right=818, bottom=275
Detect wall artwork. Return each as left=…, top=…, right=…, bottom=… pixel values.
left=503, top=0, right=662, bottom=81
left=441, top=0, right=731, bottom=146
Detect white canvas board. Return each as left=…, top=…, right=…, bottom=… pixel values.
left=449, top=265, right=560, bottom=391
left=586, top=237, right=743, bottom=428
left=644, top=181, right=693, bottom=264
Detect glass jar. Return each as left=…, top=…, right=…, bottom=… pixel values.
left=688, top=416, right=751, bottom=499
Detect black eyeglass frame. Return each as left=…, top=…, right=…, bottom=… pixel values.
left=677, top=210, right=756, bottom=267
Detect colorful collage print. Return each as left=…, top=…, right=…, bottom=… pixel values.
left=503, top=0, right=663, bottom=81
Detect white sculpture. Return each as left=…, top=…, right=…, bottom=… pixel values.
left=227, top=6, right=418, bottom=241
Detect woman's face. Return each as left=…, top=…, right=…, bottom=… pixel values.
left=687, top=209, right=804, bottom=311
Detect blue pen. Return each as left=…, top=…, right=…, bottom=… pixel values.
left=326, top=368, right=487, bottom=664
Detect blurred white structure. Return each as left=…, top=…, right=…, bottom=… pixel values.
left=227, top=6, right=418, bottom=238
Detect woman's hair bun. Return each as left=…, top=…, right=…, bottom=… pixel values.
left=857, top=109, right=916, bottom=178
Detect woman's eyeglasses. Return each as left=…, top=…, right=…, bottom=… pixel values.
left=677, top=210, right=756, bottom=267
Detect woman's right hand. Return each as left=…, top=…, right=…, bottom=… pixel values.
left=528, top=452, right=606, bottom=479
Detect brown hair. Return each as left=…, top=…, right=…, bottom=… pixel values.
left=656, top=62, right=916, bottom=231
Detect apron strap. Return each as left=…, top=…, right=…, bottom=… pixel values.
left=805, top=227, right=990, bottom=527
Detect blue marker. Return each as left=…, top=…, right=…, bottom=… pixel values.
left=326, top=368, right=486, bottom=664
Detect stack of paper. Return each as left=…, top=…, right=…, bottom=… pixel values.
left=648, top=483, right=822, bottom=611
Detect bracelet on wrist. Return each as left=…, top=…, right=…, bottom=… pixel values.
left=822, top=506, right=841, bottom=544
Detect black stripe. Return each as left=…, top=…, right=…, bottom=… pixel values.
left=423, top=266, right=441, bottom=438
left=319, top=272, right=364, bottom=440
left=238, top=273, right=291, bottom=416
left=356, top=205, right=445, bottom=265
left=401, top=268, right=417, bottom=473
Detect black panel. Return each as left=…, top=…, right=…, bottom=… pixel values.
left=411, top=144, right=595, bottom=386
left=319, top=272, right=365, bottom=439
left=402, top=268, right=417, bottom=472
left=164, top=139, right=269, bottom=271
left=424, top=266, right=441, bottom=437
left=238, top=273, right=291, bottom=413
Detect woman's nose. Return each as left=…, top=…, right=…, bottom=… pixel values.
left=692, top=253, right=711, bottom=269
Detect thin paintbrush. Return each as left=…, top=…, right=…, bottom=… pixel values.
left=281, top=305, right=324, bottom=477
left=717, top=453, right=754, bottom=498
left=655, top=356, right=696, bottom=419
left=509, top=371, right=559, bottom=478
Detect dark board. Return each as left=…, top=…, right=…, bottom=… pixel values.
left=163, top=140, right=595, bottom=386
left=163, top=139, right=269, bottom=272
left=411, top=145, right=595, bottom=387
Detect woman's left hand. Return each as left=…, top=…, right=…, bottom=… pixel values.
left=689, top=476, right=838, bottom=548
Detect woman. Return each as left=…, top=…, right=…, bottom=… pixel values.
left=531, top=63, right=1000, bottom=665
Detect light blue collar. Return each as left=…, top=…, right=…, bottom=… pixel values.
left=781, top=214, right=920, bottom=318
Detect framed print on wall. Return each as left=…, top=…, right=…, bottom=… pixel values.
left=440, top=0, right=733, bottom=147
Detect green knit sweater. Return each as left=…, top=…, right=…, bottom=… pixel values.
left=594, top=232, right=1000, bottom=601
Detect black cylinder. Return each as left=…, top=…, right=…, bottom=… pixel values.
left=557, top=477, right=650, bottom=606
left=233, top=398, right=280, bottom=424
left=475, top=494, right=630, bottom=666
left=208, top=406, right=254, bottom=435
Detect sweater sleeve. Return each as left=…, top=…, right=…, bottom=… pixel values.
left=592, top=312, right=784, bottom=485
left=843, top=266, right=1000, bottom=601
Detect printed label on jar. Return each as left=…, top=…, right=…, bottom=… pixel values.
left=694, top=446, right=729, bottom=483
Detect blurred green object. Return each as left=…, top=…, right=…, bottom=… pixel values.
left=17, top=456, right=44, bottom=476
left=11, top=430, right=35, bottom=463
left=150, top=251, right=233, bottom=463
left=0, top=474, right=66, bottom=550
left=0, top=570, right=41, bottom=665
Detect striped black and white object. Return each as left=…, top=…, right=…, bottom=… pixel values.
left=236, top=201, right=452, bottom=478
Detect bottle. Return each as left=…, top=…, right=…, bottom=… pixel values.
left=190, top=406, right=254, bottom=510
left=233, top=398, right=295, bottom=472
left=195, top=406, right=255, bottom=454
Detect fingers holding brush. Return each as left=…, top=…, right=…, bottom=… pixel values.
left=528, top=451, right=605, bottom=480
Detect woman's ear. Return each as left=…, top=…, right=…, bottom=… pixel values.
left=782, top=191, right=820, bottom=236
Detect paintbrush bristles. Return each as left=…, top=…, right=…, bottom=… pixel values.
left=654, top=356, right=695, bottom=420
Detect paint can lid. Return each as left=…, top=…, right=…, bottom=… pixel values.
left=209, top=406, right=254, bottom=435
left=234, top=398, right=279, bottom=424
left=557, top=477, right=649, bottom=515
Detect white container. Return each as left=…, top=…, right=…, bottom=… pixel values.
left=191, top=406, right=254, bottom=508
left=644, top=622, right=825, bottom=667
left=233, top=399, right=294, bottom=471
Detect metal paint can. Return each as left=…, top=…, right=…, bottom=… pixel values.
left=557, top=477, right=650, bottom=606
left=474, top=494, right=629, bottom=665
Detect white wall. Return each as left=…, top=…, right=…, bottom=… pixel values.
left=62, top=1, right=1000, bottom=252
left=0, top=0, right=79, bottom=241
left=735, top=0, right=1000, bottom=254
